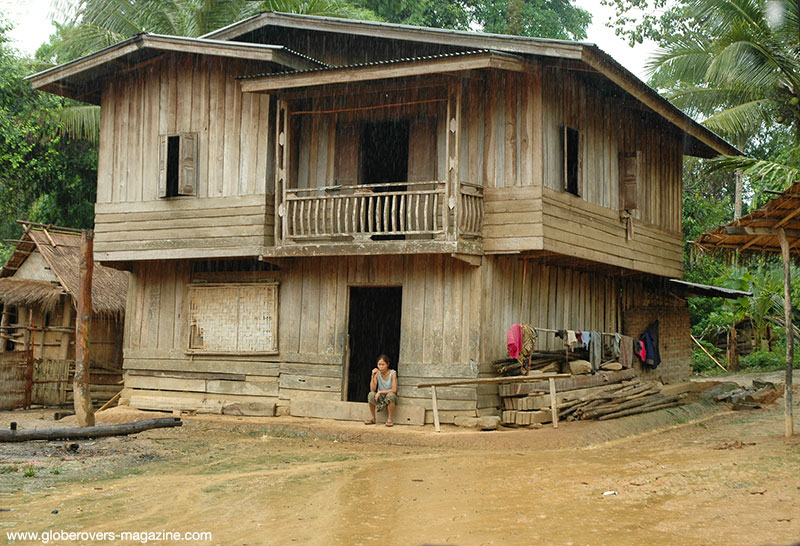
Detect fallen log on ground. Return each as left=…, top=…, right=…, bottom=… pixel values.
left=0, top=418, right=182, bottom=442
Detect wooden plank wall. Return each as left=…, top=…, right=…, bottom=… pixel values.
left=95, top=53, right=274, bottom=261
left=541, top=66, right=683, bottom=232
left=290, top=87, right=445, bottom=189
left=468, top=68, right=543, bottom=189
left=480, top=256, right=620, bottom=363
left=122, top=255, right=481, bottom=423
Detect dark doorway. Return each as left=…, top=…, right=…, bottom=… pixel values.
left=346, top=286, right=402, bottom=403
left=360, top=120, right=409, bottom=184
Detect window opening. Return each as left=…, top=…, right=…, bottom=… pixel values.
left=563, top=126, right=581, bottom=196
left=166, top=135, right=180, bottom=197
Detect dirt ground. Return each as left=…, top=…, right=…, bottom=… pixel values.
left=1, top=384, right=799, bottom=545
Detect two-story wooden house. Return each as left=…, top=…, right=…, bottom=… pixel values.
left=27, top=13, right=738, bottom=423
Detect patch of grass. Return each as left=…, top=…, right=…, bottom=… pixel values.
left=201, top=484, right=227, bottom=494
left=22, top=462, right=36, bottom=478
left=0, top=465, right=17, bottom=474
left=262, top=427, right=310, bottom=439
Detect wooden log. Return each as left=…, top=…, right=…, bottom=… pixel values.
left=597, top=399, right=685, bottom=421
left=581, top=393, right=669, bottom=419
left=73, top=230, right=95, bottom=427
left=0, top=418, right=181, bottom=442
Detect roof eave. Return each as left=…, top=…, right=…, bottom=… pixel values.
left=25, top=33, right=324, bottom=104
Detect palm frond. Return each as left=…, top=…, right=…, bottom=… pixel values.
left=54, top=105, right=101, bottom=144
left=706, top=154, right=800, bottom=190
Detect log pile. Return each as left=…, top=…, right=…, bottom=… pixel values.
left=499, top=371, right=690, bottom=426
left=558, top=381, right=688, bottom=421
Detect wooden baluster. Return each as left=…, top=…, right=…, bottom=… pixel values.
left=413, top=194, right=419, bottom=231
left=367, top=195, right=374, bottom=233
left=391, top=194, right=397, bottom=232
left=424, top=193, right=430, bottom=232
left=306, top=201, right=311, bottom=235
left=291, top=198, right=297, bottom=238
left=382, top=195, right=388, bottom=233
left=433, top=193, right=438, bottom=232
left=399, top=193, right=405, bottom=233
left=314, top=198, right=320, bottom=236
left=335, top=197, right=342, bottom=235
left=360, top=196, right=366, bottom=232
left=298, top=199, right=305, bottom=236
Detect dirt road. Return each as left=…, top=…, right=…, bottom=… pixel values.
left=1, top=398, right=798, bottom=545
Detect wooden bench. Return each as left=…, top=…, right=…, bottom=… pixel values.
left=417, top=373, right=570, bottom=432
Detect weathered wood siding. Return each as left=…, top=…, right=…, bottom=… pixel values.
left=95, top=53, right=275, bottom=261
left=479, top=256, right=620, bottom=362
left=477, top=65, right=684, bottom=277
left=122, top=255, right=481, bottom=423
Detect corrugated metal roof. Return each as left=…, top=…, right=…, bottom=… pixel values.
left=669, top=279, right=752, bottom=299
left=238, top=48, right=498, bottom=80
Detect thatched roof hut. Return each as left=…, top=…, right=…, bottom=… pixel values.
left=0, top=223, right=127, bottom=317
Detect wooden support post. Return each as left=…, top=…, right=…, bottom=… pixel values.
left=74, top=230, right=95, bottom=428
left=59, top=296, right=72, bottom=360
left=549, top=377, right=558, bottom=429
left=431, top=385, right=441, bottom=433
left=778, top=228, right=794, bottom=438
left=0, top=304, right=8, bottom=353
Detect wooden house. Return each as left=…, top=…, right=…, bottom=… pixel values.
left=26, top=14, right=737, bottom=423
left=0, top=223, right=127, bottom=408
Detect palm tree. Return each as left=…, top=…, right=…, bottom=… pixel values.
left=648, top=0, right=800, bottom=200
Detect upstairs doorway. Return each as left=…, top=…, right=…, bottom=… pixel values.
left=345, top=286, right=402, bottom=403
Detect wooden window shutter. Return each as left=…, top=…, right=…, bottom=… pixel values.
left=619, top=151, right=641, bottom=210
left=179, top=132, right=198, bottom=196
left=158, top=134, right=168, bottom=198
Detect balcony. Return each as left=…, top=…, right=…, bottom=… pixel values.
left=280, top=180, right=483, bottom=242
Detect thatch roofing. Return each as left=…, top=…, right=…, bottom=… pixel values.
left=695, top=181, right=800, bottom=255
left=0, top=224, right=128, bottom=317
left=0, top=278, right=65, bottom=313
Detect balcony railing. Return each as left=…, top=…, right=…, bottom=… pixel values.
left=279, top=180, right=483, bottom=243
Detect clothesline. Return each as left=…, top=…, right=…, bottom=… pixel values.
left=529, top=326, right=621, bottom=338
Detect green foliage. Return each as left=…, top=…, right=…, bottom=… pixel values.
left=740, top=349, right=786, bottom=371
left=0, top=15, right=96, bottom=257
left=470, top=0, right=591, bottom=39
left=352, top=0, right=590, bottom=39
left=691, top=342, right=724, bottom=374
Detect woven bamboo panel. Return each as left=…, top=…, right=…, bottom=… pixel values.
left=31, top=359, right=70, bottom=405
left=189, top=283, right=278, bottom=352
left=0, top=351, right=32, bottom=410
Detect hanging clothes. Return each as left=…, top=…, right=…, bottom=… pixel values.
left=636, top=339, right=647, bottom=363
left=612, top=333, right=622, bottom=359
left=641, top=320, right=661, bottom=368
left=507, top=323, right=523, bottom=359
left=589, top=331, right=602, bottom=371
left=517, top=324, right=538, bottom=367
left=580, top=331, right=591, bottom=350
left=619, top=335, right=635, bottom=368
left=566, top=330, right=578, bottom=348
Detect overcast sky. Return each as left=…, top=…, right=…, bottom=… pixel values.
left=2, top=0, right=658, bottom=82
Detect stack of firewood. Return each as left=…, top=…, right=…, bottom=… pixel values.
left=558, top=380, right=688, bottom=421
